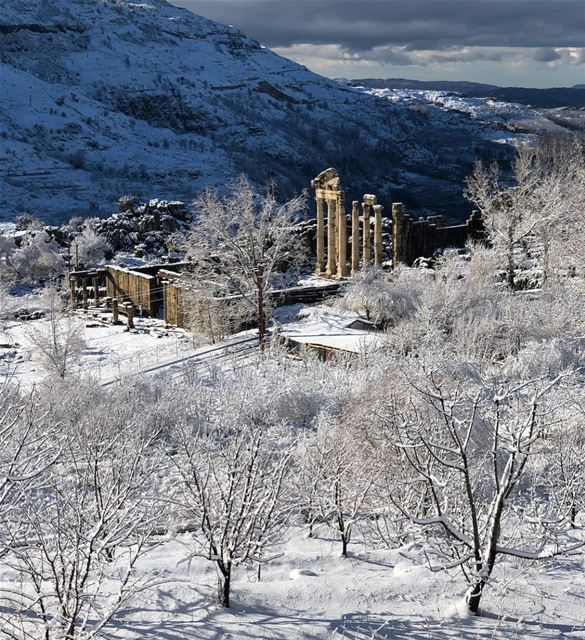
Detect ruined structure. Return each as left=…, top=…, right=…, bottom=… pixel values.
left=68, top=263, right=188, bottom=325
left=312, top=168, right=484, bottom=275
left=68, top=264, right=342, bottom=330
left=391, top=205, right=484, bottom=267
left=311, top=168, right=384, bottom=278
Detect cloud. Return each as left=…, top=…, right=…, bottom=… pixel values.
left=532, top=47, right=585, bottom=65
left=274, top=44, right=534, bottom=69
left=173, top=1, right=585, bottom=52
left=170, top=1, right=585, bottom=85
left=533, top=47, right=562, bottom=62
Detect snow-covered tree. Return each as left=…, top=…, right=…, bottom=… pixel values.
left=3, top=411, right=164, bottom=639
left=339, top=267, right=420, bottom=326
left=465, top=138, right=585, bottom=288
left=167, top=387, right=295, bottom=607
left=299, top=411, right=379, bottom=556
left=0, top=380, right=60, bottom=558
left=25, top=286, right=85, bottom=379
left=545, top=404, right=585, bottom=528
left=0, top=279, right=20, bottom=344
left=385, top=365, right=583, bottom=614
left=177, top=175, right=307, bottom=349
left=0, top=235, right=16, bottom=268
left=74, top=220, right=112, bottom=267
left=9, top=231, right=64, bottom=283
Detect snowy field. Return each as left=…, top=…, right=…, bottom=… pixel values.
left=1, top=298, right=374, bottom=388
left=1, top=308, right=196, bottom=387
left=1, top=289, right=585, bottom=638
left=117, top=532, right=585, bottom=639
left=1, top=527, right=580, bottom=639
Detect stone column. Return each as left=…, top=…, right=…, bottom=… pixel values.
left=392, top=202, right=406, bottom=268
left=125, top=303, right=135, bottom=329
left=69, top=277, right=77, bottom=310
left=315, top=197, right=325, bottom=274
left=362, top=203, right=371, bottom=267
left=93, top=275, right=100, bottom=306
left=82, top=278, right=88, bottom=309
left=111, top=298, right=119, bottom=324
left=326, top=198, right=337, bottom=277
left=336, top=192, right=348, bottom=278
left=351, top=201, right=360, bottom=275
left=374, top=204, right=383, bottom=267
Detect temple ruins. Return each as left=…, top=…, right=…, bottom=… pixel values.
left=311, top=167, right=484, bottom=276
left=311, top=168, right=387, bottom=277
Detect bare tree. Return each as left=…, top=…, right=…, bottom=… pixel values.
left=0, top=279, right=20, bottom=344
left=294, top=430, right=329, bottom=538
left=465, top=139, right=585, bottom=288
left=545, top=404, right=585, bottom=529
left=9, top=231, right=64, bottom=284
left=0, top=379, right=61, bottom=557
left=177, top=176, right=307, bottom=350
left=74, top=221, right=112, bottom=268
left=2, top=415, right=164, bottom=639
left=168, top=418, right=295, bottom=608
left=339, top=267, right=420, bottom=326
left=25, top=286, right=85, bottom=379
left=532, top=135, right=585, bottom=282
left=300, top=412, right=379, bottom=557
left=385, top=365, right=583, bottom=614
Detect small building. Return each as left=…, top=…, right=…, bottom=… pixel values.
left=280, top=310, right=384, bottom=361
left=284, top=332, right=383, bottom=361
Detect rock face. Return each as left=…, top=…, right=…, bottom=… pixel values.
left=95, top=198, right=190, bottom=257
left=1, top=0, right=524, bottom=224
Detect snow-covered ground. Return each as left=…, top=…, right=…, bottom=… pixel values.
left=0, top=306, right=269, bottom=388
left=1, top=307, right=193, bottom=386
left=1, top=526, right=574, bottom=639
left=1, top=300, right=373, bottom=387
left=2, top=293, right=585, bottom=637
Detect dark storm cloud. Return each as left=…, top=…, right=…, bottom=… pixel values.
left=172, top=1, right=585, bottom=51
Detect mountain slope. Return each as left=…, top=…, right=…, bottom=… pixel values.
left=0, top=0, right=533, bottom=224
left=352, top=78, right=585, bottom=109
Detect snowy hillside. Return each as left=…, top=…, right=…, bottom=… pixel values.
left=1, top=0, right=532, bottom=224
left=360, top=86, right=562, bottom=133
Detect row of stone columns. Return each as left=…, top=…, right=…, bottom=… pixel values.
left=69, top=274, right=102, bottom=309
left=312, top=168, right=389, bottom=279
left=312, top=169, right=419, bottom=278
left=314, top=192, right=385, bottom=278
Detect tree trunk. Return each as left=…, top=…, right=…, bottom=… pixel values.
left=571, top=503, right=577, bottom=529
left=507, top=247, right=516, bottom=290
left=466, top=578, right=486, bottom=614
left=340, top=524, right=351, bottom=557
left=341, top=534, right=348, bottom=557
left=217, top=565, right=231, bottom=608
left=64, top=620, right=76, bottom=640
left=256, top=264, right=265, bottom=352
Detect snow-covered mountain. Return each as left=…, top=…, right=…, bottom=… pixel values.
left=0, top=0, right=543, bottom=224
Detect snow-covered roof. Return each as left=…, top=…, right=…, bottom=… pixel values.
left=287, top=332, right=383, bottom=354
left=280, top=307, right=384, bottom=354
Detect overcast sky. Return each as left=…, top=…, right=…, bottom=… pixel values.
left=171, top=0, right=585, bottom=87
